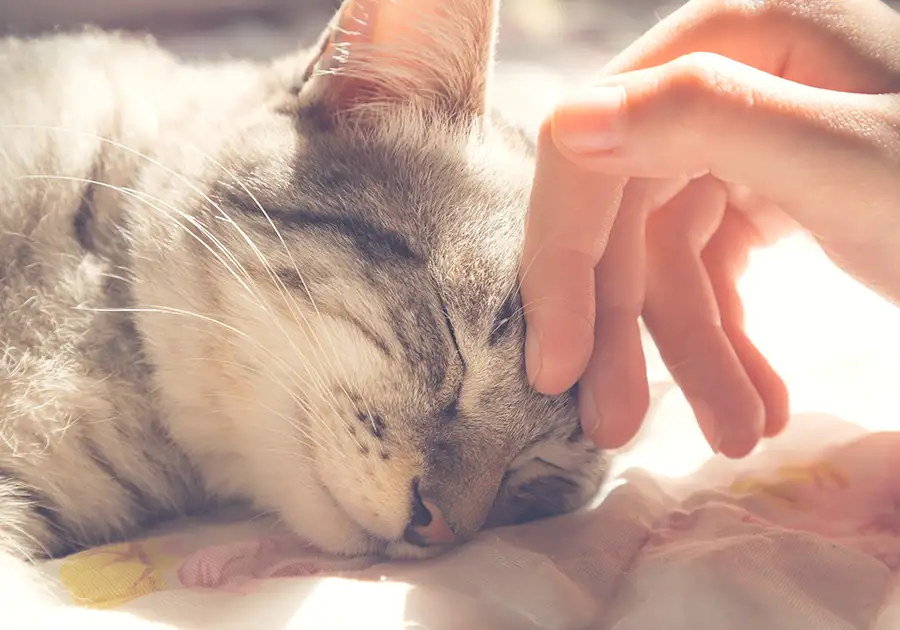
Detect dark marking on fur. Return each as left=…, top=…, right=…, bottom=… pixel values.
left=501, top=475, right=581, bottom=526
left=358, top=411, right=385, bottom=439
left=439, top=297, right=465, bottom=372
left=441, top=388, right=461, bottom=420
left=567, top=424, right=585, bottom=443
left=224, top=188, right=421, bottom=264
left=145, top=416, right=210, bottom=514
left=83, top=438, right=144, bottom=515
left=0, top=467, right=74, bottom=557
left=488, top=294, right=518, bottom=346
left=390, top=301, right=449, bottom=392
left=282, top=208, right=420, bottom=263
left=534, top=457, right=565, bottom=472
left=73, top=181, right=96, bottom=251
left=258, top=266, right=396, bottom=358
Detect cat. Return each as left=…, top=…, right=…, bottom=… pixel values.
left=0, top=0, right=608, bottom=624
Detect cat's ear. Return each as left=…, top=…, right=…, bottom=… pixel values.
left=298, top=0, right=499, bottom=124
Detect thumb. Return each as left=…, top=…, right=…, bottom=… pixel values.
left=550, top=52, right=895, bottom=240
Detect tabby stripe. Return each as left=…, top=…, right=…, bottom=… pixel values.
left=0, top=466, right=73, bottom=557
left=224, top=188, right=421, bottom=264
left=82, top=437, right=149, bottom=517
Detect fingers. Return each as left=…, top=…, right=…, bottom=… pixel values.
left=702, top=206, right=791, bottom=439
left=549, top=53, right=892, bottom=241
left=641, top=176, right=765, bottom=458
left=520, top=119, right=627, bottom=395
left=579, top=177, right=686, bottom=447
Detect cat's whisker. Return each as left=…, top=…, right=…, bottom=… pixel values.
left=111, top=308, right=343, bottom=441
left=498, top=296, right=562, bottom=337
left=15, top=130, right=355, bottom=453
left=79, top=305, right=302, bottom=388
left=172, top=357, right=320, bottom=427
left=172, top=366, right=338, bottom=460
left=80, top=303, right=348, bottom=442
left=518, top=295, right=582, bottom=317
left=499, top=238, right=556, bottom=326
left=186, top=201, right=349, bottom=443
left=9, top=128, right=344, bottom=425
left=203, top=170, right=361, bottom=437
left=0, top=514, right=51, bottom=561
left=16, top=175, right=258, bottom=303
left=188, top=151, right=368, bottom=438
left=16, top=174, right=340, bottom=418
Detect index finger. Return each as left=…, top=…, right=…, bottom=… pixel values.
left=520, top=118, right=627, bottom=395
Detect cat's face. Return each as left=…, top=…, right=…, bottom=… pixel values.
left=148, top=0, right=607, bottom=558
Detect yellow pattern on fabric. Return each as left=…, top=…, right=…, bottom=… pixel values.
left=58, top=539, right=181, bottom=609
left=729, top=460, right=849, bottom=510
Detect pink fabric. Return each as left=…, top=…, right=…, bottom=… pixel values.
left=176, top=535, right=377, bottom=593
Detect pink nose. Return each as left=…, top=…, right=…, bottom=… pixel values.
left=403, top=480, right=457, bottom=547
left=411, top=500, right=456, bottom=545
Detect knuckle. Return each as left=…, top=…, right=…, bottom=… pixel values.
left=668, top=52, right=737, bottom=104
left=658, top=52, right=754, bottom=145
left=702, top=0, right=807, bottom=22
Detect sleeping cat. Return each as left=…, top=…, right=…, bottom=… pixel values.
left=0, top=0, right=607, bottom=623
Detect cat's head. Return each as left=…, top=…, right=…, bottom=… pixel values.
left=150, top=0, right=607, bottom=558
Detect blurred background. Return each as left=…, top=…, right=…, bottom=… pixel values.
left=0, top=0, right=684, bottom=130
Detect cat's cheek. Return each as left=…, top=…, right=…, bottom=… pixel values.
left=273, top=482, right=377, bottom=557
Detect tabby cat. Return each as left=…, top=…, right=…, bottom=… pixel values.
left=0, top=0, right=607, bottom=624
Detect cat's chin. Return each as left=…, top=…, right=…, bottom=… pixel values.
left=380, top=540, right=451, bottom=561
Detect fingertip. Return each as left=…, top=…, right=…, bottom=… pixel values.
left=762, top=375, right=791, bottom=438
left=705, top=392, right=766, bottom=459
left=588, top=378, right=650, bottom=450
left=550, top=85, right=628, bottom=155
left=728, top=329, right=791, bottom=439
left=526, top=315, right=594, bottom=396
left=579, top=316, right=650, bottom=449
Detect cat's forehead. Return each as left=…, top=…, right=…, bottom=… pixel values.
left=293, top=115, right=532, bottom=297
left=297, top=110, right=532, bottom=221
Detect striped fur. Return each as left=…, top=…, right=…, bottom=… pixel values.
left=0, top=1, right=608, bottom=623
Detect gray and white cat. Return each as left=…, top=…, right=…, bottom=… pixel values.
left=0, top=0, right=607, bottom=623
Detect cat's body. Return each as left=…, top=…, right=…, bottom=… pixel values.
left=0, top=1, right=607, bottom=624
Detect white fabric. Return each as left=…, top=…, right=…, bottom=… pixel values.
left=29, top=237, right=900, bottom=630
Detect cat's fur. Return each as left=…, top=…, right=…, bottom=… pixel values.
left=0, top=0, right=607, bottom=622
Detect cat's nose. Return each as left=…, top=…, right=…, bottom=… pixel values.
left=403, top=478, right=457, bottom=547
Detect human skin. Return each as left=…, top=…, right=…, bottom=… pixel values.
left=520, top=0, right=900, bottom=458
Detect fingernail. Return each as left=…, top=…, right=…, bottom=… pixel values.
left=552, top=86, right=627, bottom=154
left=525, top=330, right=543, bottom=386
left=580, top=386, right=603, bottom=443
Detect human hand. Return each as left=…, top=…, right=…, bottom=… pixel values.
left=520, top=0, right=900, bottom=458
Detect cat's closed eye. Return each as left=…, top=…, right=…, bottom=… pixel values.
left=0, top=0, right=607, bottom=573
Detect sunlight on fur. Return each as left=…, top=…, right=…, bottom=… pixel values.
left=0, top=0, right=608, bottom=626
